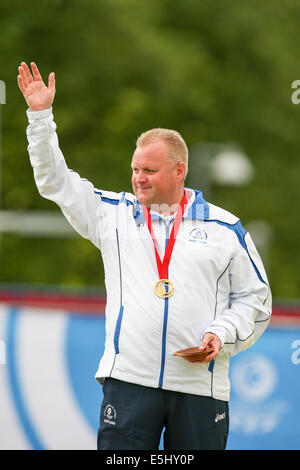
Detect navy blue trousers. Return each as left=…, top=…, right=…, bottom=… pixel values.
left=97, top=378, right=229, bottom=450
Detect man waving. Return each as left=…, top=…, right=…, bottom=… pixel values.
left=18, top=62, right=271, bottom=450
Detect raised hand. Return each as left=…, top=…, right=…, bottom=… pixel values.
left=17, top=62, right=56, bottom=111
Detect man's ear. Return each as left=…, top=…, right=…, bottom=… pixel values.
left=176, top=161, right=186, bottom=182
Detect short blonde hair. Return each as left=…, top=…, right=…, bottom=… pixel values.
left=136, top=128, right=188, bottom=178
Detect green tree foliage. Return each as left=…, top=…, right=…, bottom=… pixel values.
left=0, top=0, right=299, bottom=297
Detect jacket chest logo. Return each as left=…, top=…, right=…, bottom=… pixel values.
left=188, top=227, right=208, bottom=244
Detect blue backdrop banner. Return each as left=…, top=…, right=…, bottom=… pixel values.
left=0, top=303, right=299, bottom=450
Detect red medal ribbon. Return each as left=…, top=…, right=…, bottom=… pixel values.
left=142, top=191, right=188, bottom=279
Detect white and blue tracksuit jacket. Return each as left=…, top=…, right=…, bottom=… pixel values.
left=26, top=108, right=272, bottom=401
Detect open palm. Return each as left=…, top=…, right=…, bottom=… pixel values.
left=17, top=62, right=56, bottom=111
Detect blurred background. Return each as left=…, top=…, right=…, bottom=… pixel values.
left=0, top=0, right=300, bottom=450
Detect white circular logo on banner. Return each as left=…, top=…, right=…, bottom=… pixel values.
left=231, top=354, right=278, bottom=403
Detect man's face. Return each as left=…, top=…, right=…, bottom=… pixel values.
left=131, top=140, right=182, bottom=208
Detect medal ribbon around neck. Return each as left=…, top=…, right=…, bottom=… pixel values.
left=142, top=190, right=188, bottom=298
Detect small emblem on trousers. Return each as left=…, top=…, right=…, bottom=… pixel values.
left=104, top=404, right=117, bottom=425
left=215, top=412, right=226, bottom=423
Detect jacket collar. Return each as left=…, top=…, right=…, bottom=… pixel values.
left=184, top=189, right=210, bottom=220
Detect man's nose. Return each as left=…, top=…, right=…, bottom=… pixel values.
left=136, top=171, right=147, bottom=183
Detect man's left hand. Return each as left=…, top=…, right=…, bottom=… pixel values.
left=196, top=332, right=221, bottom=363
left=173, top=333, right=221, bottom=363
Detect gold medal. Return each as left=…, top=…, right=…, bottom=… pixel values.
left=142, top=191, right=187, bottom=301
left=154, top=279, right=175, bottom=299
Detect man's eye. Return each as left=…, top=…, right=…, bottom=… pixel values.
left=132, top=169, right=156, bottom=174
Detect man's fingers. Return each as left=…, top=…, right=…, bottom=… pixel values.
left=17, top=75, right=26, bottom=93
left=20, top=62, right=34, bottom=83
left=198, top=340, right=209, bottom=351
left=18, top=66, right=28, bottom=87
left=199, top=333, right=221, bottom=353
left=48, top=72, right=56, bottom=93
left=31, top=62, right=43, bottom=82
left=18, top=64, right=32, bottom=88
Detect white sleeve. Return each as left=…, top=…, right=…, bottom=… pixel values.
left=26, top=107, right=102, bottom=249
left=203, top=231, right=272, bottom=356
